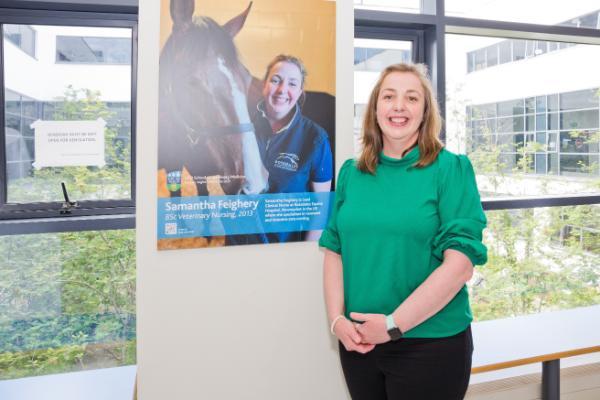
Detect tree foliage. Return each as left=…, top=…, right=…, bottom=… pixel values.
left=0, top=87, right=134, bottom=380
left=0, top=230, right=136, bottom=380
left=2, top=85, right=600, bottom=381
left=7, top=85, right=131, bottom=203
left=467, top=107, right=600, bottom=321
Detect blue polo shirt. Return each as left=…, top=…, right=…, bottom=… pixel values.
left=253, top=104, right=333, bottom=242
left=254, top=104, right=333, bottom=194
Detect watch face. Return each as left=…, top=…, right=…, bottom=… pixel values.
left=388, top=327, right=403, bottom=341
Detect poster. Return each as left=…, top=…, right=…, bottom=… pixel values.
left=157, top=0, right=336, bottom=249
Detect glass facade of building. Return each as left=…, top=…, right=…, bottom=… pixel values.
left=466, top=10, right=600, bottom=73
left=2, top=24, right=36, bottom=58
left=466, top=88, right=599, bottom=177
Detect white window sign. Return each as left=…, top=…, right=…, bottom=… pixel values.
left=31, top=118, right=106, bottom=169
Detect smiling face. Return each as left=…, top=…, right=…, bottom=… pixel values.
left=262, top=61, right=303, bottom=121
left=376, top=71, right=425, bottom=154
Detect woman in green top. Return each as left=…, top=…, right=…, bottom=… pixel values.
left=319, top=63, right=487, bottom=399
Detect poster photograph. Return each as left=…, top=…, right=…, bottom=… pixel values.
left=157, top=0, right=336, bottom=249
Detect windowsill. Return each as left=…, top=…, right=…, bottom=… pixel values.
left=0, top=213, right=135, bottom=235
left=472, top=305, right=600, bottom=379
left=0, top=365, right=136, bottom=400
left=470, top=352, right=600, bottom=384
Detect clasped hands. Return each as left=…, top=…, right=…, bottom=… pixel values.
left=333, top=312, right=391, bottom=354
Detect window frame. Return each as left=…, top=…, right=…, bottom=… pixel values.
left=0, top=4, right=137, bottom=234
left=354, top=0, right=600, bottom=211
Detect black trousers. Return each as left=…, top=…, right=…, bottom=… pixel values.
left=339, top=326, right=473, bottom=400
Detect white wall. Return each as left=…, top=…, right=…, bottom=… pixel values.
left=136, top=1, right=354, bottom=399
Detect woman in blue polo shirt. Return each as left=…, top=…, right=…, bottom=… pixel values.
left=253, top=54, right=333, bottom=242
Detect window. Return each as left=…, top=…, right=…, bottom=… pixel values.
left=448, top=34, right=600, bottom=187
left=354, top=37, right=414, bottom=154
left=1, top=24, right=134, bottom=217
left=1, top=5, right=137, bottom=384
left=354, top=3, right=600, bottom=340
left=56, top=36, right=131, bottom=64
left=0, top=229, right=135, bottom=379
left=499, top=40, right=511, bottom=64
left=2, top=24, right=36, bottom=58
left=473, top=205, right=600, bottom=321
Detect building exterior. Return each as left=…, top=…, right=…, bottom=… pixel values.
left=3, top=24, right=132, bottom=180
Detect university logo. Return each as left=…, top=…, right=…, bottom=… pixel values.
left=273, top=153, right=299, bottom=172
left=166, top=171, right=182, bottom=192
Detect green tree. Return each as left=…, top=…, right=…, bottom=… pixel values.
left=7, top=85, right=131, bottom=203
left=0, top=86, right=135, bottom=380
left=464, top=93, right=600, bottom=321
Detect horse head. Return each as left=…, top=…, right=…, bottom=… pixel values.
left=159, top=0, right=267, bottom=197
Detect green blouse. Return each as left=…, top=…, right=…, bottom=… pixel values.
left=319, top=147, right=487, bottom=338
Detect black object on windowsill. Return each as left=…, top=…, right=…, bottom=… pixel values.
left=60, top=182, right=79, bottom=215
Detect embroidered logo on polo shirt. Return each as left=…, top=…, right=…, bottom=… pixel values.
left=273, top=153, right=299, bottom=172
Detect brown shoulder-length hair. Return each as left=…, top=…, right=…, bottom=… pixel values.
left=357, top=63, right=443, bottom=174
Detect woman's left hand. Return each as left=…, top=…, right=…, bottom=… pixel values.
left=350, top=312, right=390, bottom=345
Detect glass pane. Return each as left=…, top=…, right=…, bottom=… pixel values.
left=548, top=113, right=559, bottom=130
left=497, top=133, right=524, bottom=152
left=560, top=154, right=599, bottom=176
left=474, top=48, right=486, bottom=71
left=497, top=116, right=524, bottom=132
left=446, top=1, right=600, bottom=29
left=536, top=96, right=547, bottom=113
left=536, top=114, right=547, bottom=131
left=548, top=132, right=558, bottom=152
left=471, top=205, right=600, bottom=322
left=2, top=25, right=36, bottom=58
left=446, top=33, right=600, bottom=198
left=548, top=94, right=559, bottom=112
left=472, top=103, right=496, bottom=119
left=3, top=25, right=132, bottom=204
left=354, top=38, right=413, bottom=154
left=526, top=115, right=534, bottom=131
left=535, top=153, right=547, bottom=174
left=560, top=130, right=599, bottom=153
left=354, top=0, right=434, bottom=14
left=513, top=39, right=526, bottom=61
left=560, top=88, right=599, bottom=110
left=548, top=153, right=559, bottom=174
left=560, top=109, right=599, bottom=130
left=0, top=230, right=136, bottom=380
left=486, top=45, right=498, bottom=67
left=497, top=99, right=524, bottom=117
left=56, top=36, right=131, bottom=64
left=499, top=40, right=511, bottom=64
left=525, top=97, right=535, bottom=114
left=473, top=119, right=496, bottom=133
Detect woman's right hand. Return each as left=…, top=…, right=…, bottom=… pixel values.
left=334, top=317, right=375, bottom=354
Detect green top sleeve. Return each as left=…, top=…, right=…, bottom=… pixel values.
left=432, top=153, right=488, bottom=266
left=318, top=159, right=354, bottom=254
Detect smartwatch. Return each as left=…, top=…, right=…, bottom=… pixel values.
left=386, top=314, right=403, bottom=341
